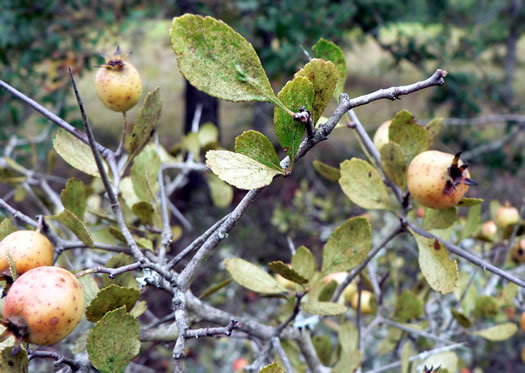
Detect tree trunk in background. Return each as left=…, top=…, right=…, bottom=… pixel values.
left=184, top=82, right=219, bottom=135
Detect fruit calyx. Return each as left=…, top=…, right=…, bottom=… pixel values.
left=444, top=152, right=477, bottom=195
left=98, top=46, right=131, bottom=71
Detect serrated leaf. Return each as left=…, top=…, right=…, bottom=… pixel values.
left=53, top=129, right=108, bottom=177
left=199, top=278, right=232, bottom=300
left=86, top=284, right=140, bottom=322
left=312, top=335, right=332, bottom=365
left=79, top=274, right=99, bottom=307
left=422, top=207, right=457, bottom=230
left=0, top=219, right=16, bottom=241
left=380, top=142, right=407, bottom=189
left=235, top=130, right=284, bottom=172
left=422, top=351, right=458, bottom=373
left=224, top=258, right=286, bottom=294
left=457, top=197, right=484, bottom=207
left=312, top=160, right=340, bottom=182
left=102, top=254, right=139, bottom=290
left=0, top=345, right=28, bottom=373
left=295, top=58, right=337, bottom=124
left=394, top=290, right=424, bottom=322
left=339, top=321, right=358, bottom=353
left=129, top=300, right=148, bottom=318
left=474, top=323, right=517, bottom=341
left=131, top=145, right=160, bottom=203
left=333, top=350, right=361, bottom=373
left=451, top=309, right=472, bottom=328
left=127, top=88, right=162, bottom=162
left=258, top=361, right=285, bottom=373
left=198, top=122, right=219, bottom=147
left=49, top=209, right=94, bottom=248
left=274, top=76, right=314, bottom=166
left=170, top=15, right=287, bottom=111
left=87, top=306, right=140, bottom=373
left=6, top=251, right=17, bottom=280
left=291, top=246, right=316, bottom=281
left=339, top=158, right=390, bottom=210
left=206, top=150, right=283, bottom=190
left=269, top=261, right=308, bottom=285
left=322, top=217, right=372, bottom=274
left=303, top=301, right=347, bottom=316
left=208, top=173, right=234, bottom=208
left=410, top=230, right=458, bottom=294
left=313, top=38, right=347, bottom=99
left=60, top=178, right=86, bottom=220
left=132, top=201, right=155, bottom=226
left=389, top=110, right=428, bottom=164
left=425, top=117, right=442, bottom=147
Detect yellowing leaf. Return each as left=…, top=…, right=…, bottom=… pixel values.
left=422, top=207, right=458, bottom=230
left=291, top=246, right=316, bottom=281
left=224, top=258, right=286, bottom=294
left=313, top=160, right=340, bottom=182
left=474, top=323, right=518, bottom=341
left=380, top=142, right=407, bottom=189
left=258, top=361, right=284, bottom=373
left=389, top=110, right=428, bottom=164
left=411, top=230, right=458, bottom=294
left=303, top=301, right=347, bottom=316
left=207, top=173, right=234, bottom=208
left=339, top=158, right=390, bottom=210
left=235, top=130, right=284, bottom=172
left=313, top=38, right=347, bottom=99
left=422, top=351, right=458, bottom=373
left=206, top=150, right=283, bottom=190
left=60, top=178, right=86, bottom=220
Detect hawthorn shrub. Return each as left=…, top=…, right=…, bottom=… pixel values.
left=0, top=13, right=523, bottom=373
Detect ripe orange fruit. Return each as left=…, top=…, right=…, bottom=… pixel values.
left=0, top=230, right=53, bottom=276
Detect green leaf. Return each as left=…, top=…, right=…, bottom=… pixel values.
left=132, top=201, right=155, bottom=226
left=131, top=144, right=160, bottom=202
left=425, top=117, right=443, bottom=148
left=401, top=342, right=412, bottom=373
left=295, top=58, right=337, bottom=124
left=410, top=230, right=458, bottom=294
left=422, top=207, right=458, bottom=230
left=461, top=203, right=481, bottom=240
left=120, top=177, right=141, bottom=209
left=224, top=258, right=286, bottom=294
left=235, top=130, right=284, bottom=172
left=339, top=158, right=391, bottom=210
left=49, top=209, right=94, bottom=248
left=258, top=361, right=285, bottom=373
left=169, top=15, right=287, bottom=111
left=318, top=280, right=337, bottom=301
left=60, top=178, right=86, bottom=220
left=274, top=76, right=314, bottom=166
left=86, top=284, right=140, bottom=322
left=207, top=173, right=234, bottom=208
left=101, top=254, right=139, bottom=290
left=6, top=251, right=17, bottom=281
left=198, top=278, right=232, bottom=300
left=269, top=261, right=308, bottom=285
left=450, top=309, right=472, bottom=328
left=333, top=350, right=361, bottom=373
left=473, top=296, right=499, bottom=319
left=394, top=290, right=424, bottom=322
left=322, top=217, right=372, bottom=274
left=87, top=306, right=140, bottom=373
left=0, top=219, right=16, bottom=241
left=312, top=335, right=332, bottom=366
left=304, top=301, right=347, bottom=316
left=53, top=129, right=108, bottom=177
left=126, top=88, right=162, bottom=162
left=291, top=246, right=316, bottom=281
left=499, top=283, right=518, bottom=307
left=457, top=197, right=484, bottom=207
left=129, top=300, right=148, bottom=318
left=206, top=150, right=283, bottom=190
left=338, top=321, right=358, bottom=353
left=389, top=110, right=428, bottom=164
left=313, top=38, right=347, bottom=99
left=380, top=142, right=407, bottom=189
left=473, top=323, right=517, bottom=341
left=312, top=160, right=340, bottom=182
left=0, top=345, right=28, bottom=373
left=198, top=122, right=219, bottom=147
left=422, top=352, right=458, bottom=373
left=79, top=274, right=99, bottom=307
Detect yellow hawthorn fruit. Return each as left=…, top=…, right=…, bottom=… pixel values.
left=520, top=312, right=525, bottom=332
left=3, top=266, right=85, bottom=345
left=407, top=151, right=475, bottom=209
left=373, top=120, right=391, bottom=150
left=350, top=290, right=375, bottom=314
left=495, top=202, right=520, bottom=230
left=511, top=239, right=525, bottom=263
left=0, top=230, right=53, bottom=276
left=480, top=221, right=498, bottom=242
left=95, top=47, right=142, bottom=112
left=320, top=272, right=357, bottom=304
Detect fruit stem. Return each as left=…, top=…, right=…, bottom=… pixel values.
left=115, top=111, right=127, bottom=158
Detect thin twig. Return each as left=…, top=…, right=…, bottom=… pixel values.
left=28, top=350, right=80, bottom=371
left=75, top=262, right=142, bottom=279
left=183, top=318, right=239, bottom=339
left=379, top=317, right=457, bottom=345
left=272, top=337, right=295, bottom=373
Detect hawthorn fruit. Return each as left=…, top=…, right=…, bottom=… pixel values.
left=0, top=230, right=53, bottom=276
left=2, top=266, right=85, bottom=345
left=95, top=46, right=142, bottom=112
left=372, top=120, right=391, bottom=150
left=350, top=290, right=375, bottom=314
left=407, top=151, right=476, bottom=209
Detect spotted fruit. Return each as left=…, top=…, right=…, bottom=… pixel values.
left=0, top=230, right=53, bottom=276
